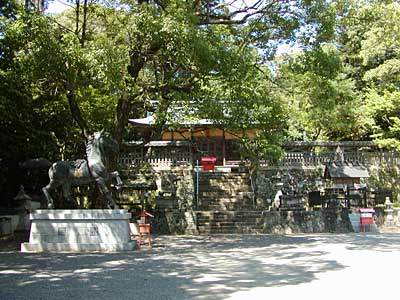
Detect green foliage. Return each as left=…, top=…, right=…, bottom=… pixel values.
left=276, top=44, right=362, bottom=141
left=274, top=0, right=400, bottom=145
left=346, top=1, right=400, bottom=148
left=7, top=0, right=398, bottom=203
left=367, top=165, right=400, bottom=202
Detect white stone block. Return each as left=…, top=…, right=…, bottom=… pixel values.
left=21, top=209, right=135, bottom=252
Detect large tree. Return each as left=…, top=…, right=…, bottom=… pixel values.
left=331, top=0, right=400, bottom=148
left=275, top=43, right=362, bottom=141
left=0, top=0, right=338, bottom=168
left=90, top=0, right=338, bottom=145
left=358, top=2, right=400, bottom=149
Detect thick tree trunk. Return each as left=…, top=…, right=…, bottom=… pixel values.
left=67, top=89, right=89, bottom=139
left=113, top=96, right=132, bottom=148
left=81, top=0, right=88, bottom=47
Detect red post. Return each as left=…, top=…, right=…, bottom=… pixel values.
left=137, top=210, right=154, bottom=247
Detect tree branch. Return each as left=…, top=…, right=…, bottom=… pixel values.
left=198, top=0, right=280, bottom=25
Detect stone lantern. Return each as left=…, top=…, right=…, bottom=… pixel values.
left=384, top=196, right=395, bottom=227
left=13, top=185, right=40, bottom=230
left=14, top=185, right=32, bottom=209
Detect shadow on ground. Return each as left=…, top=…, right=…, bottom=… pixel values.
left=1, top=233, right=399, bottom=300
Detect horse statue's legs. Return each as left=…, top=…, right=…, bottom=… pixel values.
left=109, top=171, right=123, bottom=189
left=42, top=181, right=59, bottom=209
left=42, top=180, right=79, bottom=209
left=62, top=182, right=79, bottom=208
left=95, top=177, right=119, bottom=209
left=109, top=171, right=123, bottom=202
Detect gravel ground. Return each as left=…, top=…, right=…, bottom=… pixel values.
left=1, top=233, right=400, bottom=300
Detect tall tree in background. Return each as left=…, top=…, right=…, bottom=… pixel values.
left=357, top=2, right=400, bottom=149
left=275, top=43, right=362, bottom=141
left=0, top=0, right=338, bottom=201
left=329, top=0, right=400, bottom=148
left=100, top=0, right=337, bottom=146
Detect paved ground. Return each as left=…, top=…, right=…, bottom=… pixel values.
left=1, top=233, right=400, bottom=300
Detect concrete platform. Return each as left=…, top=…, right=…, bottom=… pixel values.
left=21, top=209, right=135, bottom=252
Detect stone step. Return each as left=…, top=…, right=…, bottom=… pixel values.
left=196, top=208, right=265, bottom=234
left=196, top=216, right=264, bottom=223
left=199, top=199, right=254, bottom=211
left=198, top=195, right=254, bottom=202
left=199, top=201, right=253, bottom=211
left=198, top=176, right=248, bottom=180
left=199, top=207, right=254, bottom=212
left=197, top=219, right=264, bottom=226
left=198, top=186, right=251, bottom=195
left=196, top=218, right=264, bottom=224
left=197, top=225, right=263, bottom=234
left=197, top=183, right=251, bottom=191
left=197, top=224, right=264, bottom=230
left=196, top=172, right=249, bottom=179
left=199, top=191, right=253, bottom=197
left=196, top=210, right=264, bottom=215
left=197, top=220, right=264, bottom=226
left=194, top=174, right=250, bottom=182
left=198, top=197, right=254, bottom=204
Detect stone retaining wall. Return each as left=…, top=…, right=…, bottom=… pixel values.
left=151, top=168, right=197, bottom=234
left=136, top=166, right=400, bottom=234
left=263, top=208, right=353, bottom=234
left=255, top=167, right=325, bottom=209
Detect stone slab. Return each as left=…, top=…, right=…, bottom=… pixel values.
left=30, top=209, right=131, bottom=220
left=21, top=242, right=135, bottom=252
left=21, top=209, right=135, bottom=252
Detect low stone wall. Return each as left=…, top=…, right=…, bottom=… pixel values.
left=135, top=166, right=400, bottom=235
left=152, top=209, right=186, bottom=234
left=255, top=167, right=324, bottom=209
left=263, top=208, right=353, bottom=234
left=0, top=211, right=31, bottom=236
left=152, top=208, right=354, bottom=235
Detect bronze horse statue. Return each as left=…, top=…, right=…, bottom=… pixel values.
left=42, top=131, right=122, bottom=209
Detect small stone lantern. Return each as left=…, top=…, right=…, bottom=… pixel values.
left=13, top=185, right=36, bottom=230
left=384, top=196, right=395, bottom=227
left=385, top=196, right=393, bottom=210
left=14, top=185, right=32, bottom=209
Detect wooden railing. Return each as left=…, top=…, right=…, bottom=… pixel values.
left=283, top=151, right=400, bottom=167
left=119, top=148, right=192, bottom=169
left=120, top=149, right=400, bottom=169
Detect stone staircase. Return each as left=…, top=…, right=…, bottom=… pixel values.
left=195, top=172, right=264, bottom=234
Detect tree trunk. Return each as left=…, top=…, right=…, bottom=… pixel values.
left=75, top=0, right=80, bottom=36
left=67, top=89, right=89, bottom=139
left=81, top=0, right=88, bottom=47
left=113, top=95, right=132, bottom=148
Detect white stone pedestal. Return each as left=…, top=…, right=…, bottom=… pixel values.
left=21, top=209, right=135, bottom=252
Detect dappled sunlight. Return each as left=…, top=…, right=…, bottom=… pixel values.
left=73, top=268, right=104, bottom=274
left=1, top=234, right=400, bottom=299
left=0, top=269, right=33, bottom=275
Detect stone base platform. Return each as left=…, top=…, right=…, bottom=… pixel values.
left=21, top=209, right=135, bottom=252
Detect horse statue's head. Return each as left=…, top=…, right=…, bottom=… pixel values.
left=87, top=130, right=119, bottom=165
